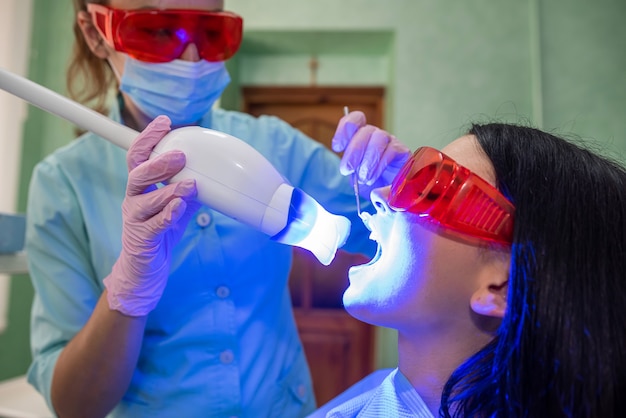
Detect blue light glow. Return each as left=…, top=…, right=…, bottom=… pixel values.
left=271, top=188, right=350, bottom=265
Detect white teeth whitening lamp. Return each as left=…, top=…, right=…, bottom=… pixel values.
left=0, top=67, right=350, bottom=265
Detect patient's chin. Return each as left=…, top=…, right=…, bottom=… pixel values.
left=342, top=290, right=379, bottom=326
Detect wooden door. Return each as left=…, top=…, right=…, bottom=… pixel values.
left=243, top=86, right=384, bottom=405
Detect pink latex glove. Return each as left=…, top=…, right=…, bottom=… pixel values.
left=332, top=110, right=411, bottom=193
left=104, top=115, right=199, bottom=316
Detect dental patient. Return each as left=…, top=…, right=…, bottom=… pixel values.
left=322, top=119, right=626, bottom=417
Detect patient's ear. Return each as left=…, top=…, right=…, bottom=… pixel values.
left=470, top=281, right=508, bottom=318
left=470, top=254, right=510, bottom=318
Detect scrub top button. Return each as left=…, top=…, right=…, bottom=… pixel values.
left=216, top=286, right=230, bottom=299
left=196, top=212, right=211, bottom=227
left=220, top=350, right=234, bottom=364
left=297, top=384, right=307, bottom=398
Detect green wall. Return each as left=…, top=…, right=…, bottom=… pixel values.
left=2, top=0, right=625, bottom=380
left=0, top=0, right=74, bottom=381
left=540, top=0, right=626, bottom=159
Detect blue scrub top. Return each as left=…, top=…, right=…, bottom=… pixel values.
left=26, top=103, right=374, bottom=418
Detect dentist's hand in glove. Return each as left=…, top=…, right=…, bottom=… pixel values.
left=104, top=115, right=200, bottom=317
left=332, top=110, right=411, bottom=195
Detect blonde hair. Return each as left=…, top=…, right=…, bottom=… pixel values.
left=67, top=0, right=116, bottom=115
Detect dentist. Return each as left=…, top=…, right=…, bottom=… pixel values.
left=25, top=1, right=410, bottom=417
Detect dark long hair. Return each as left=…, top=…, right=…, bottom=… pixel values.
left=441, top=123, right=626, bottom=417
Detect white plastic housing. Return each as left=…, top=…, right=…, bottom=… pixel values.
left=153, top=127, right=292, bottom=234
left=152, top=127, right=349, bottom=265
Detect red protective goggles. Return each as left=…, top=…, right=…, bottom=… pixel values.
left=87, top=4, right=243, bottom=63
left=388, top=147, right=515, bottom=245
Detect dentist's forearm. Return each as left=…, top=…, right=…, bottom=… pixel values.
left=51, top=291, right=147, bottom=418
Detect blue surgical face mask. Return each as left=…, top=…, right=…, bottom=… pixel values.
left=119, top=57, right=230, bottom=126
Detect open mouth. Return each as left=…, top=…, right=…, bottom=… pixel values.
left=363, top=242, right=382, bottom=266
left=357, top=212, right=382, bottom=267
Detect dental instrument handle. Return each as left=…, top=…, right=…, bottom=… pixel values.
left=0, top=67, right=137, bottom=150
left=344, top=106, right=362, bottom=216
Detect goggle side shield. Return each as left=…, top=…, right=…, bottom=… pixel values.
left=389, top=147, right=515, bottom=245
left=88, top=4, right=243, bottom=63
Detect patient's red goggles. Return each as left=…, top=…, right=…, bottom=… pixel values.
left=388, top=146, right=515, bottom=245
left=87, top=4, right=243, bottom=63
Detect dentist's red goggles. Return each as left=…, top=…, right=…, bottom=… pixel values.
left=87, top=4, right=243, bottom=63
left=388, top=146, right=515, bottom=245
